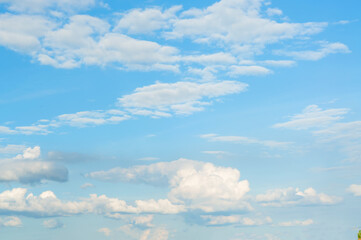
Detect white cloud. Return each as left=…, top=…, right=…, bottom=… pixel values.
left=115, top=6, right=182, bottom=34
left=0, top=0, right=96, bottom=13
left=201, top=133, right=290, bottom=148
left=0, top=81, right=246, bottom=135
left=182, top=52, right=237, bottom=65
left=202, top=150, right=229, bottom=155
left=0, top=144, right=26, bottom=154
left=261, top=60, right=296, bottom=67
left=0, top=14, right=55, bottom=53
left=278, top=219, right=313, bottom=227
left=56, top=109, right=131, bottom=127
left=142, top=228, right=169, bottom=240
left=347, top=184, right=361, bottom=196
left=118, top=81, right=247, bottom=116
left=276, top=42, right=350, bottom=61
left=276, top=105, right=361, bottom=162
left=0, top=188, right=185, bottom=217
left=120, top=225, right=169, bottom=240
left=0, top=146, right=68, bottom=184
left=39, top=14, right=181, bottom=70
left=106, top=214, right=154, bottom=228
left=0, top=216, right=22, bottom=227
left=81, top=183, right=94, bottom=189
left=202, top=215, right=272, bottom=226
left=167, top=0, right=327, bottom=55
left=228, top=65, right=272, bottom=76
left=266, top=8, right=283, bottom=17
left=0, top=126, right=16, bottom=134
left=87, top=158, right=251, bottom=212
left=98, top=227, right=111, bottom=236
left=43, top=219, right=64, bottom=229
left=273, top=105, right=349, bottom=130
left=15, top=125, right=51, bottom=135
left=256, top=187, right=341, bottom=207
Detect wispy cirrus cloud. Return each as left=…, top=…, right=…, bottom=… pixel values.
left=201, top=133, right=291, bottom=148
left=256, top=187, right=341, bottom=207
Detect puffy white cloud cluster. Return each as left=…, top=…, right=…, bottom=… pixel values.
left=115, top=6, right=182, bottom=34
left=0, top=146, right=68, bottom=184
left=0, top=0, right=349, bottom=73
left=256, top=187, right=341, bottom=207
left=0, top=188, right=185, bottom=217
left=166, top=0, right=326, bottom=51
left=88, top=158, right=251, bottom=212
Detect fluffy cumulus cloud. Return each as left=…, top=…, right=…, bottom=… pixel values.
left=0, top=146, right=68, bottom=184
left=166, top=0, right=326, bottom=51
left=87, top=158, right=251, bottom=212
left=118, top=81, right=247, bottom=116
left=0, top=14, right=55, bottom=53
left=255, top=187, right=341, bottom=207
left=273, top=105, right=349, bottom=130
left=0, top=216, right=22, bottom=227
left=201, top=133, right=290, bottom=148
left=115, top=6, right=182, bottom=34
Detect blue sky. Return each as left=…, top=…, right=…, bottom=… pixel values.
left=0, top=0, right=360, bottom=239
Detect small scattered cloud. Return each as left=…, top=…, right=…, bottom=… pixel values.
left=98, top=227, right=111, bottom=237
left=81, top=183, right=94, bottom=189
left=201, top=133, right=291, bottom=148
left=275, top=42, right=350, bottom=61
left=202, top=215, right=272, bottom=226
left=347, top=184, right=361, bottom=196
left=43, top=219, right=64, bottom=229
left=256, top=187, right=342, bottom=207
left=0, top=216, right=22, bottom=227
left=273, top=105, right=349, bottom=130
left=278, top=219, right=314, bottom=227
